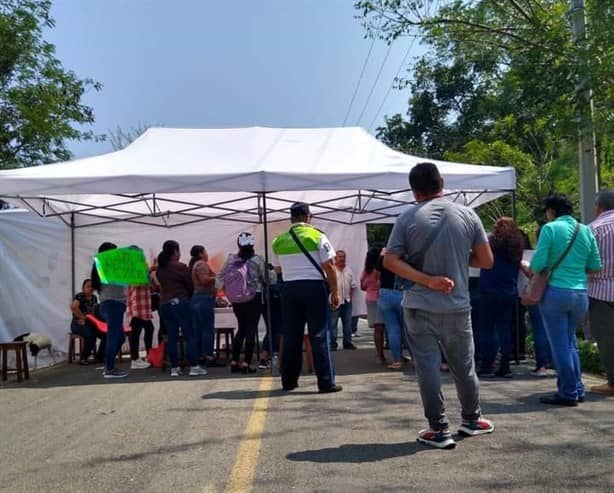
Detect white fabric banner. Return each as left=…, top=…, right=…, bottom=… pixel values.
left=0, top=210, right=367, bottom=363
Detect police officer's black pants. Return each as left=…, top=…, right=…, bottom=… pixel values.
left=281, top=280, right=335, bottom=390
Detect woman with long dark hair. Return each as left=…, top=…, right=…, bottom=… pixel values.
left=91, top=242, right=128, bottom=379
left=189, top=244, right=219, bottom=366
left=530, top=194, right=601, bottom=405
left=156, top=240, right=206, bottom=377
left=478, top=217, right=524, bottom=378
left=70, top=278, right=106, bottom=365
left=217, top=232, right=268, bottom=373
left=361, top=247, right=387, bottom=365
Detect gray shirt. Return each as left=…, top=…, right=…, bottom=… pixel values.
left=387, top=197, right=488, bottom=313
left=98, top=283, right=127, bottom=304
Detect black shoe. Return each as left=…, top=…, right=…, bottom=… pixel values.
left=494, top=370, right=513, bottom=378
left=230, top=364, right=241, bottom=374
left=282, top=382, right=298, bottom=391
left=319, top=384, right=343, bottom=394
left=330, top=345, right=338, bottom=352
left=477, top=369, right=496, bottom=378
left=205, top=358, right=226, bottom=367
left=343, top=343, right=357, bottom=350
left=79, top=359, right=89, bottom=366
left=258, top=359, right=270, bottom=370
left=578, top=395, right=585, bottom=403
left=540, top=394, right=578, bottom=407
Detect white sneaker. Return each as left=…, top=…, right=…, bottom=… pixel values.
left=189, top=365, right=208, bottom=376
left=131, top=359, right=151, bottom=370
left=170, top=367, right=181, bottom=377
left=531, top=367, right=548, bottom=377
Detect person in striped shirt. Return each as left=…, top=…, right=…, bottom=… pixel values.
left=588, top=190, right=614, bottom=395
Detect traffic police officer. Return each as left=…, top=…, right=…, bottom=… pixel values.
left=271, top=202, right=342, bottom=393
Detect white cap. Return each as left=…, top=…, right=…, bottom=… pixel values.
left=237, top=232, right=255, bottom=247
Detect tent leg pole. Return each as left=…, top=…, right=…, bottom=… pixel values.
left=261, top=192, right=275, bottom=372
left=70, top=213, right=75, bottom=296
left=511, top=190, right=520, bottom=364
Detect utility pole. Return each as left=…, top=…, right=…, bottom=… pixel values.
left=569, top=0, right=599, bottom=222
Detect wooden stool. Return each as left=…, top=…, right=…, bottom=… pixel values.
left=67, top=333, right=86, bottom=363
left=68, top=332, right=129, bottom=364
left=215, top=327, right=235, bottom=362
left=278, top=334, right=314, bottom=374
left=0, top=341, right=30, bottom=382
left=303, top=334, right=314, bottom=374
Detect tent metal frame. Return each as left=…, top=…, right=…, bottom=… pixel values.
left=3, top=187, right=515, bottom=229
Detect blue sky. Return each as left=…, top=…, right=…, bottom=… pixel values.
left=47, top=1, right=423, bottom=159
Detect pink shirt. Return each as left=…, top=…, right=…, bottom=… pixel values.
left=361, top=270, right=380, bottom=302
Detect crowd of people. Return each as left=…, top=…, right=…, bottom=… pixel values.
left=68, top=161, right=614, bottom=448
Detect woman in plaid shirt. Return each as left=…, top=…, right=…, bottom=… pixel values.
left=127, top=274, right=155, bottom=369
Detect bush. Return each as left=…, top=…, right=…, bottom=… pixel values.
left=525, top=330, right=605, bottom=376
left=578, top=340, right=606, bottom=375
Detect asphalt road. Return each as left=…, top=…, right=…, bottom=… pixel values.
left=1, top=339, right=612, bottom=493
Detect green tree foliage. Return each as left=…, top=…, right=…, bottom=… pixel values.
left=367, top=223, right=393, bottom=248
left=356, top=0, right=614, bottom=231
left=0, top=0, right=102, bottom=169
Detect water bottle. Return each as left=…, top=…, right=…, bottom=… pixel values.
left=271, top=353, right=280, bottom=377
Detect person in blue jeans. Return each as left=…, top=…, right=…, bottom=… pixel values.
left=328, top=250, right=357, bottom=350
left=376, top=251, right=405, bottom=368
left=91, top=242, right=128, bottom=379
left=260, top=277, right=283, bottom=368
left=157, top=240, right=207, bottom=378
left=528, top=305, right=551, bottom=376
left=520, top=231, right=552, bottom=375
left=530, top=194, right=602, bottom=406
left=478, top=217, right=524, bottom=378
left=188, top=245, right=220, bottom=367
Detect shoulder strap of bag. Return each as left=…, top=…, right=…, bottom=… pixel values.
left=550, top=221, right=581, bottom=273
left=289, top=226, right=327, bottom=281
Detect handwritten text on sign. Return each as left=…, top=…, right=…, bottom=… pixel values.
left=94, top=247, right=150, bottom=286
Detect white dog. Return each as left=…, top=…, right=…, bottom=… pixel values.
left=13, top=333, right=56, bottom=369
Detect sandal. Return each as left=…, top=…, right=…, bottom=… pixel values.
left=387, top=362, right=402, bottom=370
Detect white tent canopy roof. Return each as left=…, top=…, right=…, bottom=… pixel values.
left=0, top=127, right=516, bottom=227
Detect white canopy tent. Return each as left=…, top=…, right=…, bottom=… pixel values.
left=0, top=127, right=516, bottom=359
left=0, top=127, right=516, bottom=228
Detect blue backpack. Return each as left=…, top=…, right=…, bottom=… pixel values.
left=224, top=256, right=257, bottom=304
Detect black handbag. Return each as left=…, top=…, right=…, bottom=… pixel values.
left=150, top=292, right=161, bottom=312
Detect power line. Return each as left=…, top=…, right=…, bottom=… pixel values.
left=342, top=35, right=377, bottom=126
left=355, top=41, right=393, bottom=126
left=367, top=38, right=416, bottom=132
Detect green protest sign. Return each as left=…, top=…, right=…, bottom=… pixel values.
left=94, top=247, right=150, bottom=286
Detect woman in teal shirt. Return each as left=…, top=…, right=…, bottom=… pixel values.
left=530, top=194, right=602, bottom=406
